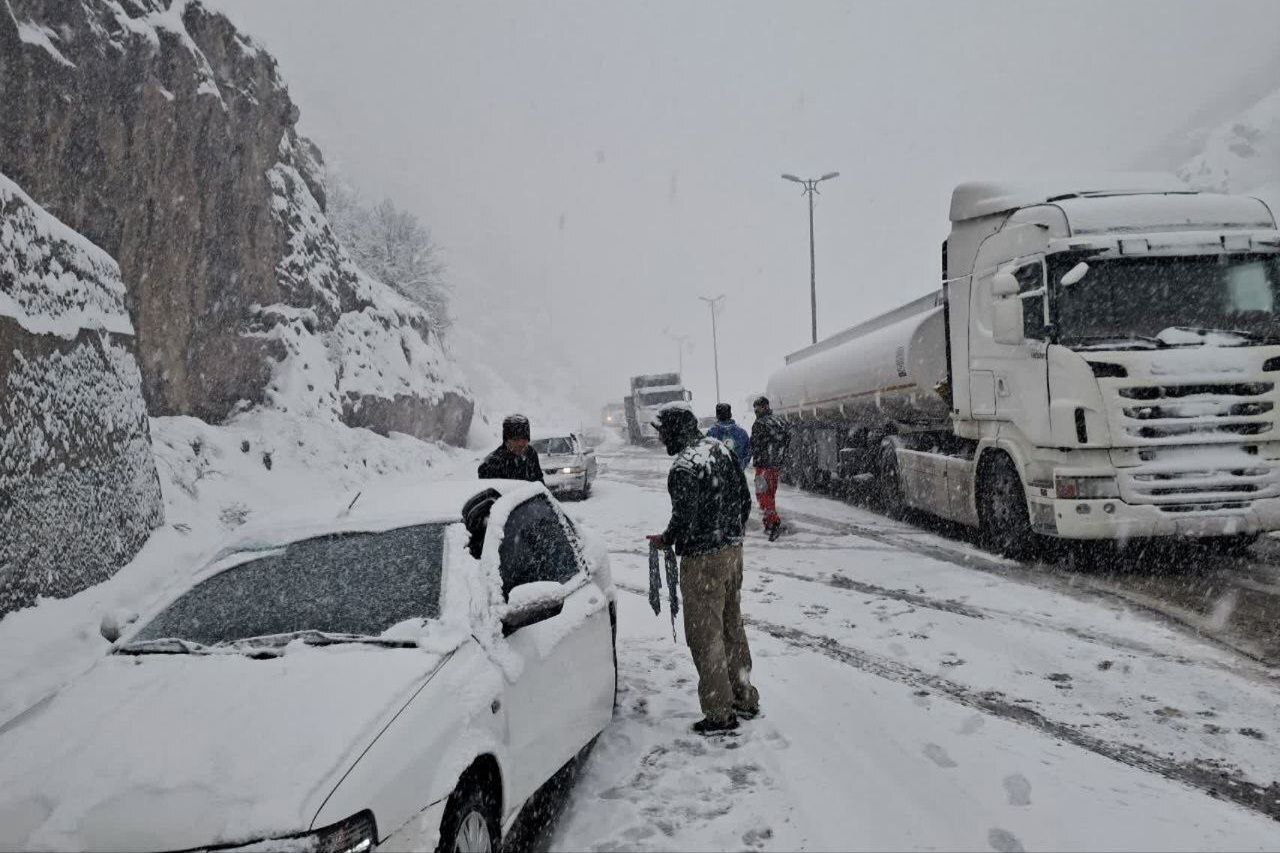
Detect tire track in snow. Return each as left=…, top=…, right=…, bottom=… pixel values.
left=613, top=581, right=1280, bottom=822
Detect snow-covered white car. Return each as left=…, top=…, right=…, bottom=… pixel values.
left=532, top=433, right=597, bottom=499
left=0, top=481, right=616, bottom=853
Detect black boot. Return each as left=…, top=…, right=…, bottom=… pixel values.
left=733, top=703, right=760, bottom=720
left=692, top=715, right=739, bottom=734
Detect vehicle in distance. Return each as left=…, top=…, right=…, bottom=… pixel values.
left=0, top=481, right=616, bottom=853
left=601, top=402, right=626, bottom=428
left=533, top=432, right=598, bottom=499
left=625, top=372, right=691, bottom=444
left=768, top=174, right=1280, bottom=554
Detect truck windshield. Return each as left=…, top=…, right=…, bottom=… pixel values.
left=1051, top=253, right=1280, bottom=348
left=639, top=390, right=686, bottom=405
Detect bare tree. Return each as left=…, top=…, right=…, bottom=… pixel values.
left=328, top=176, right=452, bottom=335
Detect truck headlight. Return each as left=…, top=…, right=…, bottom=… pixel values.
left=1055, top=475, right=1120, bottom=500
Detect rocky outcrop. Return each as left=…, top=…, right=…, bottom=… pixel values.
left=0, top=0, right=471, bottom=441
left=0, top=173, right=164, bottom=615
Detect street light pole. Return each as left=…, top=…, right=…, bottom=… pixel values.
left=698, top=295, right=725, bottom=403
left=664, top=330, right=692, bottom=376
left=781, top=171, right=839, bottom=344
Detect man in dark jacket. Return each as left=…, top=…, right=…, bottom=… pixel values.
left=750, top=396, right=790, bottom=541
left=646, top=403, right=758, bottom=734
left=706, top=403, right=751, bottom=471
left=478, top=414, right=545, bottom=483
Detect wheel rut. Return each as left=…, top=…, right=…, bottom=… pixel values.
left=614, top=581, right=1280, bottom=822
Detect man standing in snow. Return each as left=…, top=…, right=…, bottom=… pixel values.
left=477, top=414, right=545, bottom=483
left=706, top=403, right=751, bottom=471
left=750, top=396, right=790, bottom=541
left=647, top=403, right=759, bottom=734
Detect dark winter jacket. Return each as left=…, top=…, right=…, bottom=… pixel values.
left=706, top=420, right=751, bottom=470
left=750, top=412, right=790, bottom=469
left=478, top=445, right=545, bottom=483
left=662, top=437, right=753, bottom=557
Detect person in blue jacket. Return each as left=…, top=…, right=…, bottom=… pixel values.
left=706, top=403, right=751, bottom=470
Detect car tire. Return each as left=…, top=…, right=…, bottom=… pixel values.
left=436, top=776, right=500, bottom=853
left=978, top=452, right=1038, bottom=560
left=581, top=479, right=592, bottom=500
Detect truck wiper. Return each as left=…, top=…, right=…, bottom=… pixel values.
left=1066, top=334, right=1166, bottom=350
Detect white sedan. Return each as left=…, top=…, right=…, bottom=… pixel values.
left=532, top=433, right=598, bottom=499
left=0, top=481, right=616, bottom=853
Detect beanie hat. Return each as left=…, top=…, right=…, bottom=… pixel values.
left=715, top=403, right=732, bottom=421
left=502, top=414, right=531, bottom=441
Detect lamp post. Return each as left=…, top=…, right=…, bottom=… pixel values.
left=698, top=294, right=725, bottom=403
left=781, top=171, right=839, bottom=344
left=663, top=329, right=693, bottom=376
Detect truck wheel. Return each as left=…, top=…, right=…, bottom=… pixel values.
left=978, top=453, right=1037, bottom=560
left=876, top=439, right=904, bottom=517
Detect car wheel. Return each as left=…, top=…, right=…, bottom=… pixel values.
left=978, top=452, right=1038, bottom=560
left=581, top=479, right=592, bottom=500
left=436, top=777, right=500, bottom=853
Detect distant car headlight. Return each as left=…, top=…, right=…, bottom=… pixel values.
left=561, top=466, right=585, bottom=474
left=1055, top=475, right=1120, bottom=500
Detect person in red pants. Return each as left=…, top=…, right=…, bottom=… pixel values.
left=749, top=396, right=790, bottom=540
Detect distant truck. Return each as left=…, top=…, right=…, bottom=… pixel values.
left=625, top=373, right=692, bottom=444
left=601, top=402, right=626, bottom=429
left=766, top=175, right=1280, bottom=554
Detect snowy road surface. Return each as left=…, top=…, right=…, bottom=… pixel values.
left=550, top=444, right=1280, bottom=852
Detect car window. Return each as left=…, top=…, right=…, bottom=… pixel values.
left=532, top=436, right=575, bottom=455
left=132, top=524, right=446, bottom=645
left=497, top=496, right=583, bottom=599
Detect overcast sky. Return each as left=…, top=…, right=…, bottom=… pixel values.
left=213, top=0, right=1280, bottom=419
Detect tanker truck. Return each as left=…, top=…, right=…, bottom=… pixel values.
left=766, top=175, right=1280, bottom=555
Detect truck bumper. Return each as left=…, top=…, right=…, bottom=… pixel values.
left=1039, top=495, right=1280, bottom=540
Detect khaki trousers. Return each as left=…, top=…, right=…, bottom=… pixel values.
left=680, top=543, right=759, bottom=722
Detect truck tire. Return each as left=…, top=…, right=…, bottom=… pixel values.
left=978, top=452, right=1037, bottom=560
left=876, top=438, right=904, bottom=517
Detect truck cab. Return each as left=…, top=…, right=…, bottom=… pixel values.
left=948, top=177, right=1280, bottom=542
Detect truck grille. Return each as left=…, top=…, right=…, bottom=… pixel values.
left=1115, top=381, right=1275, bottom=442
left=1117, top=446, right=1280, bottom=510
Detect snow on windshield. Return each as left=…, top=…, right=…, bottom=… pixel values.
left=132, top=524, right=447, bottom=645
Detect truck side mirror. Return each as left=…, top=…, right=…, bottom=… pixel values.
left=993, top=298, right=1025, bottom=345
left=993, top=270, right=1019, bottom=297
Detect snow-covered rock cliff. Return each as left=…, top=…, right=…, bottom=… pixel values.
left=0, top=0, right=472, bottom=443
left=0, top=173, right=164, bottom=615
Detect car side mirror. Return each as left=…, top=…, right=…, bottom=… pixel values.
left=683, top=390, right=692, bottom=401
left=100, top=609, right=139, bottom=643
left=501, top=583, right=568, bottom=636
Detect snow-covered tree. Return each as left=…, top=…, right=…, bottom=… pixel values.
left=328, top=177, right=452, bottom=336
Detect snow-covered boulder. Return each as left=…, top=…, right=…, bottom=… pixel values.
left=0, top=173, right=164, bottom=616
left=0, top=0, right=472, bottom=443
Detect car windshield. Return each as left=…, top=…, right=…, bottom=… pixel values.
left=532, top=437, right=575, bottom=455
left=1052, top=253, right=1280, bottom=348
left=128, top=524, right=447, bottom=648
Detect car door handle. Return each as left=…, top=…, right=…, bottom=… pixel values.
left=490, top=698, right=501, bottom=714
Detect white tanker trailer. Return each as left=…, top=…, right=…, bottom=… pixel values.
left=766, top=176, right=1280, bottom=555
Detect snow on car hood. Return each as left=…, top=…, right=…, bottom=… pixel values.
left=0, top=643, right=447, bottom=852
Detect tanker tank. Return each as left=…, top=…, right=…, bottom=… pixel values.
left=766, top=289, right=951, bottom=430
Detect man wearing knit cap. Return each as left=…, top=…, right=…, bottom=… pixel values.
left=478, top=413, right=545, bottom=483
